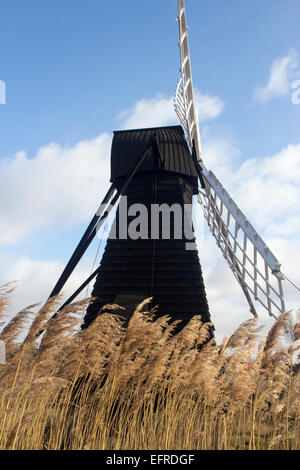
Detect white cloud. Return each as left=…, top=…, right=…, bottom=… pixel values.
left=229, top=143, right=300, bottom=229
left=118, top=94, right=176, bottom=130
left=201, top=132, right=241, bottom=179
left=118, top=90, right=224, bottom=130
left=195, top=91, right=224, bottom=122
left=253, top=49, right=300, bottom=103
left=0, top=134, right=112, bottom=245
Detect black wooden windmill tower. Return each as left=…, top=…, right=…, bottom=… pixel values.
left=47, top=0, right=286, bottom=334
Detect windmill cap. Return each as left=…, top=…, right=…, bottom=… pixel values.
left=110, top=125, right=198, bottom=186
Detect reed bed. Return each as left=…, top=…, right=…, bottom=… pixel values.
left=0, top=282, right=299, bottom=450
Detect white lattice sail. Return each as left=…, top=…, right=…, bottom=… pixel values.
left=198, top=167, right=285, bottom=318
left=174, top=0, right=286, bottom=318
left=175, top=0, right=202, bottom=161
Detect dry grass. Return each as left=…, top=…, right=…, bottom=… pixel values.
left=0, top=283, right=299, bottom=450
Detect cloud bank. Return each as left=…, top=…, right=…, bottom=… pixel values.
left=1, top=91, right=299, bottom=342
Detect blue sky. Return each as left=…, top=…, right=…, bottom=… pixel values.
left=0, top=0, right=300, bottom=341
left=1, top=0, right=299, bottom=158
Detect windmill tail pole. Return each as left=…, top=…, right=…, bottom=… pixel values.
left=47, top=183, right=116, bottom=300
left=58, top=266, right=101, bottom=313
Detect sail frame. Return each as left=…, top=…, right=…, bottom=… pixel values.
left=174, top=0, right=286, bottom=318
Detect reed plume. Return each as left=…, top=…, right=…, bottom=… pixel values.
left=0, top=284, right=299, bottom=450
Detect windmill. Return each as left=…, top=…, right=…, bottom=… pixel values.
left=47, top=0, right=286, bottom=335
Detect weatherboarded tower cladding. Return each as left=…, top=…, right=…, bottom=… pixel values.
left=82, top=125, right=210, bottom=330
